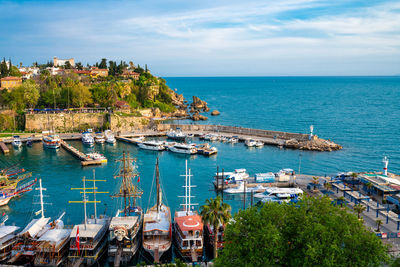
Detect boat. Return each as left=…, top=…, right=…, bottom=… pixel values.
left=104, top=130, right=116, bottom=144
left=219, top=169, right=250, bottom=184
left=205, top=223, right=225, bottom=252
left=26, top=137, right=33, bottom=147
left=196, top=143, right=218, bottom=156
left=0, top=216, right=20, bottom=262
left=11, top=136, right=22, bottom=148
left=82, top=131, right=95, bottom=147
left=138, top=140, right=166, bottom=151
left=142, top=158, right=172, bottom=263
left=223, top=181, right=266, bottom=194
left=34, top=227, right=72, bottom=266
left=227, top=136, right=239, bottom=143
left=254, top=187, right=303, bottom=203
left=203, top=134, right=219, bottom=142
left=8, top=179, right=65, bottom=266
left=68, top=172, right=110, bottom=266
left=0, top=177, right=37, bottom=207
left=108, top=152, right=143, bottom=266
left=94, top=132, right=106, bottom=144
left=167, top=128, right=186, bottom=141
left=255, top=141, right=264, bottom=147
left=245, top=139, right=257, bottom=147
left=174, top=161, right=204, bottom=262
left=169, top=144, right=197, bottom=154
left=86, top=152, right=108, bottom=163
left=42, top=133, right=61, bottom=149
left=220, top=136, right=228, bottom=142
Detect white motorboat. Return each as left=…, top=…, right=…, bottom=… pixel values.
left=167, top=128, right=186, bottom=141
left=104, top=130, right=116, bottom=144
left=86, top=152, right=107, bottom=163
left=138, top=140, right=166, bottom=151
left=82, top=131, right=94, bottom=147
left=221, top=169, right=250, bottom=184
left=255, top=141, right=264, bottom=147
left=11, top=136, right=22, bottom=148
left=254, top=187, right=303, bottom=203
left=95, top=132, right=106, bottom=144
left=223, top=182, right=266, bottom=194
left=169, top=143, right=197, bottom=154
left=228, top=137, right=239, bottom=143
left=245, top=139, right=257, bottom=147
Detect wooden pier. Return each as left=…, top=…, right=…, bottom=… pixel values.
left=60, top=140, right=104, bottom=166
left=0, top=142, right=9, bottom=154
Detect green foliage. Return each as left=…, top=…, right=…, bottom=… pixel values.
left=0, top=58, right=9, bottom=78
left=9, top=66, right=21, bottom=77
left=153, top=100, right=175, bottom=113
left=0, top=114, right=14, bottom=131
left=98, top=58, right=107, bottom=69
left=216, top=196, right=391, bottom=267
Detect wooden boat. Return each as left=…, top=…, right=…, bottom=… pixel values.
left=0, top=216, right=20, bottom=262
left=68, top=172, right=110, bottom=266
left=143, top=158, right=172, bottom=263
left=174, top=161, right=204, bottom=262
left=34, top=228, right=71, bottom=266
left=109, top=152, right=143, bottom=266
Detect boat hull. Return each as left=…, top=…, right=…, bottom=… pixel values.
left=138, top=143, right=165, bottom=151
left=169, top=147, right=197, bottom=154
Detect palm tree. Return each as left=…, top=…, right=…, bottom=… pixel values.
left=337, top=196, right=346, bottom=208
left=354, top=203, right=366, bottom=219
left=200, top=196, right=231, bottom=259
left=324, top=182, right=332, bottom=191
left=312, top=176, right=320, bottom=191
left=376, top=219, right=383, bottom=232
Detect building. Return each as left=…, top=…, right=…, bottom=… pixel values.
left=53, top=57, right=75, bottom=67
left=359, top=174, right=400, bottom=203
left=0, top=76, right=22, bottom=90
left=90, top=67, right=108, bottom=77
left=122, top=70, right=140, bottom=80
left=114, top=100, right=130, bottom=112
left=73, top=70, right=91, bottom=76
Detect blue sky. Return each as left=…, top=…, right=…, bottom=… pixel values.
left=0, top=0, right=399, bottom=76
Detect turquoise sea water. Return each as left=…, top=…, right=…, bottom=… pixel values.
left=0, top=76, right=399, bottom=262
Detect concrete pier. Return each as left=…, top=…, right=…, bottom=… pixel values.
left=0, top=142, right=9, bottom=154
left=60, top=140, right=104, bottom=166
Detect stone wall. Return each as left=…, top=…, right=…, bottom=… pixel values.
left=157, top=124, right=310, bottom=141
left=109, top=114, right=150, bottom=132
left=25, top=113, right=107, bottom=132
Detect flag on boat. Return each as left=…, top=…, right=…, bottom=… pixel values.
left=138, top=176, right=140, bottom=182
left=76, top=226, right=80, bottom=253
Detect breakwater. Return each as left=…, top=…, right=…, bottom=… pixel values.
left=156, top=124, right=342, bottom=151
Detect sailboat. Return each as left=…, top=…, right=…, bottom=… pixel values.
left=8, top=179, right=65, bottom=265
left=68, top=171, right=110, bottom=266
left=108, top=152, right=143, bottom=266
left=174, top=161, right=204, bottom=262
left=0, top=215, right=20, bottom=262
left=142, top=158, right=172, bottom=263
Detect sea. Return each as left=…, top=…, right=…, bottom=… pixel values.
left=0, top=76, right=399, bottom=263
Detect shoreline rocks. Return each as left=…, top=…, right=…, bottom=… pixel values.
left=211, top=110, right=220, bottom=116
left=284, top=137, right=342, bottom=151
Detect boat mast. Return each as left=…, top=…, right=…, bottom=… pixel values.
left=185, top=161, right=188, bottom=212
left=83, top=177, right=87, bottom=229
left=123, top=152, right=127, bottom=216
left=156, top=158, right=161, bottom=215
left=39, top=178, right=45, bottom=218
left=93, top=170, right=97, bottom=223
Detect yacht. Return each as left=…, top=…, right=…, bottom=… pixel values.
left=42, top=134, right=61, bottom=149
left=86, top=152, right=107, bottom=163
left=143, top=158, right=172, bottom=263
left=254, top=187, right=303, bottom=203
left=223, top=181, right=266, bottom=194
left=108, top=152, right=143, bottom=266
left=245, top=139, right=257, bottom=147
left=104, top=130, right=116, bottom=144
left=255, top=141, right=264, bottom=147
left=138, top=140, right=166, bottom=151
left=11, top=136, right=22, bottom=148
left=215, top=169, right=249, bottom=184
left=169, top=144, right=197, bottom=154
left=68, top=173, right=110, bottom=266
left=26, top=136, right=33, bottom=147
left=82, top=131, right=95, bottom=147
left=227, top=136, right=239, bottom=143
left=94, top=132, right=106, bottom=144
left=167, top=128, right=186, bottom=141
left=174, top=161, right=204, bottom=262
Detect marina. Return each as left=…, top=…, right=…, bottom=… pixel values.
left=60, top=140, right=106, bottom=166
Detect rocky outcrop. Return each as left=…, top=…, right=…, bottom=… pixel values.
left=171, top=109, right=189, bottom=118
left=191, top=112, right=208, bottom=121
left=284, top=137, right=342, bottom=151
left=169, top=89, right=186, bottom=109
left=211, top=110, right=220, bottom=116
left=190, top=96, right=209, bottom=112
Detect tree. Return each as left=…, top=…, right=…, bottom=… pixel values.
left=9, top=66, right=22, bottom=77
left=21, top=80, right=40, bottom=108
left=75, top=62, right=83, bottom=70
left=98, top=58, right=107, bottom=69
left=215, top=196, right=390, bottom=267
left=354, top=203, right=366, bottom=220
left=312, top=176, right=320, bottom=191
left=376, top=219, right=383, bottom=232
left=0, top=58, right=9, bottom=78
left=337, top=196, right=347, bottom=208
left=64, top=61, right=72, bottom=69
left=366, top=182, right=373, bottom=196
left=70, top=82, right=92, bottom=108
left=324, top=181, right=332, bottom=191
left=200, top=196, right=231, bottom=259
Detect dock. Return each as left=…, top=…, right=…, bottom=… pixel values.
left=60, top=140, right=104, bottom=166
left=0, top=142, right=9, bottom=154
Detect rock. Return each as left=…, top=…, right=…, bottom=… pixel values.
left=190, top=96, right=208, bottom=112
left=152, top=107, right=161, bottom=118
left=172, top=109, right=188, bottom=118
left=211, top=110, right=220, bottom=116
left=191, top=113, right=208, bottom=121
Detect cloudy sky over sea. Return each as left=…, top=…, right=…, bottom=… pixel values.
left=1, top=0, right=399, bottom=76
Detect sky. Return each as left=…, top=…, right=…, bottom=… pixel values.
left=0, top=0, right=399, bottom=76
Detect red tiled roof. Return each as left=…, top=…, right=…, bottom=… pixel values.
left=1, top=76, right=21, bottom=81
left=115, top=100, right=129, bottom=108
left=74, top=70, right=91, bottom=74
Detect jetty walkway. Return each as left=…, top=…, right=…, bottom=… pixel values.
left=60, top=140, right=103, bottom=166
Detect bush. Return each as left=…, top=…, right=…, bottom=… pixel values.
left=153, top=101, right=176, bottom=113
